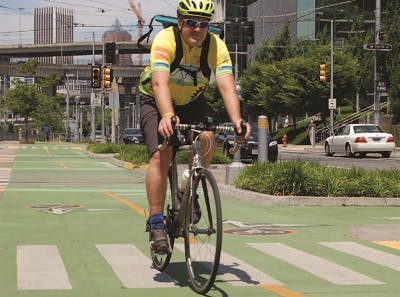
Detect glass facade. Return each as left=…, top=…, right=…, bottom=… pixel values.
left=223, top=0, right=387, bottom=72
left=224, top=0, right=257, bottom=78
left=297, top=0, right=315, bottom=40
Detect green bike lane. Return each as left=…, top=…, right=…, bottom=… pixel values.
left=0, top=142, right=400, bottom=297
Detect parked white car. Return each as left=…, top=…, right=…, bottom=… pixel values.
left=324, top=124, right=395, bottom=158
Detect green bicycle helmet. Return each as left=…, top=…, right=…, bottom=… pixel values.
left=177, top=0, right=215, bottom=20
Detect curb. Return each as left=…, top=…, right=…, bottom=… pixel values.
left=86, top=151, right=400, bottom=207
left=217, top=184, right=400, bottom=207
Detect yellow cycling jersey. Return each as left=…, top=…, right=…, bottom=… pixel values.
left=139, top=26, right=233, bottom=105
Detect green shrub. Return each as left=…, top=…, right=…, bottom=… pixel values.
left=87, top=143, right=122, bottom=154
left=235, top=160, right=400, bottom=197
left=87, top=144, right=231, bottom=165
left=117, top=145, right=149, bottom=165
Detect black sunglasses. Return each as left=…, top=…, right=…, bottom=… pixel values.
left=183, top=19, right=210, bottom=29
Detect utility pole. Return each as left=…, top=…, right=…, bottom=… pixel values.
left=329, top=19, right=334, bottom=136
left=101, top=35, right=105, bottom=142
left=18, top=8, right=24, bottom=45
left=90, top=32, right=96, bottom=141
left=373, top=0, right=381, bottom=125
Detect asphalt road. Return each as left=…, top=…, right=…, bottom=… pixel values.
left=279, top=144, right=400, bottom=170
left=0, top=141, right=400, bottom=297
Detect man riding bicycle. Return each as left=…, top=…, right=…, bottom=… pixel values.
left=139, top=0, right=250, bottom=254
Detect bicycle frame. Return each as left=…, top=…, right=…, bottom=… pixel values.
left=150, top=119, right=246, bottom=293
left=168, top=131, right=203, bottom=239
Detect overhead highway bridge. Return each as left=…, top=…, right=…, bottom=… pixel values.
left=0, top=41, right=150, bottom=58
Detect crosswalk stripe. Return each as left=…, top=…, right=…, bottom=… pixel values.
left=96, top=244, right=176, bottom=288
left=17, top=245, right=72, bottom=290
left=320, top=241, right=400, bottom=272
left=174, top=243, right=283, bottom=286
left=248, top=243, right=383, bottom=285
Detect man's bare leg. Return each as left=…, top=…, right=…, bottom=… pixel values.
left=146, top=147, right=173, bottom=216
left=199, top=131, right=215, bottom=167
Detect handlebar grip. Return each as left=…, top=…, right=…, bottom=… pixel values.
left=171, top=116, right=177, bottom=128
left=234, top=120, right=247, bottom=136
left=158, top=115, right=177, bottom=151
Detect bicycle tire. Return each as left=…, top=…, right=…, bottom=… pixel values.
left=184, top=168, right=222, bottom=294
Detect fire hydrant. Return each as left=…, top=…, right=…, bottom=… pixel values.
left=282, top=134, right=288, bottom=147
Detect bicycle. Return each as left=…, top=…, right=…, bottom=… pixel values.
left=146, top=117, right=245, bottom=294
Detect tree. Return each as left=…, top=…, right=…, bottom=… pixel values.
left=344, top=6, right=375, bottom=109
left=4, top=59, right=63, bottom=142
left=6, top=79, right=40, bottom=142
left=254, top=22, right=295, bottom=64
left=241, top=38, right=358, bottom=126
left=383, top=0, right=400, bottom=122
left=32, top=93, right=64, bottom=136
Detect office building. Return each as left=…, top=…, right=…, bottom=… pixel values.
left=215, top=1, right=386, bottom=67
left=34, top=7, right=74, bottom=64
left=247, top=0, right=386, bottom=62
left=103, top=19, right=133, bottom=66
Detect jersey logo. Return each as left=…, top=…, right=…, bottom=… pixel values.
left=154, top=46, right=170, bottom=61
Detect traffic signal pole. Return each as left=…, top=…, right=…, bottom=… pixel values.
left=101, top=36, right=105, bottom=143
left=373, top=0, right=381, bottom=125
left=91, top=32, right=96, bottom=142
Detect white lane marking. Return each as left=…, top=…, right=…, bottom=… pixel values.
left=96, top=244, right=177, bottom=288
left=17, top=245, right=72, bottom=290
left=320, top=241, right=400, bottom=272
left=175, top=243, right=282, bottom=286
left=248, top=243, right=383, bottom=285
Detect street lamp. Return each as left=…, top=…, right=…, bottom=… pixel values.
left=74, top=95, right=80, bottom=142
left=65, top=73, right=74, bottom=141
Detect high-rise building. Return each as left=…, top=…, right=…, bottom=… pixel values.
left=103, top=19, right=133, bottom=66
left=215, top=1, right=385, bottom=65
left=34, top=7, right=74, bottom=64
left=247, top=0, right=386, bottom=62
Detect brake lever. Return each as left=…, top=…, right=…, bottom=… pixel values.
left=229, top=120, right=247, bottom=154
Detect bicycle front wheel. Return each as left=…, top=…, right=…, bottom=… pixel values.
left=184, top=168, right=222, bottom=294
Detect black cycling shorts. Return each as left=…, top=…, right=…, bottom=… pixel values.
left=139, top=93, right=214, bottom=157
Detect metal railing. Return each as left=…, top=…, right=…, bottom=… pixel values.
left=316, top=102, right=389, bottom=143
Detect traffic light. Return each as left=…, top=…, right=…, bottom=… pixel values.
left=91, top=66, right=101, bottom=88
left=319, top=63, right=327, bottom=82
left=378, top=30, right=384, bottom=42
left=102, top=66, right=113, bottom=88
left=105, top=42, right=116, bottom=64
left=246, top=21, right=255, bottom=44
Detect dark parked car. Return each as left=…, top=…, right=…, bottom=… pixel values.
left=216, top=123, right=278, bottom=162
left=120, top=128, right=143, bottom=144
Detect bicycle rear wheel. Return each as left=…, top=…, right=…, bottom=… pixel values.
left=184, top=168, right=222, bottom=294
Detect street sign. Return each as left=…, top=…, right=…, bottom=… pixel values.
left=90, top=93, right=101, bottom=107
left=377, top=81, right=387, bottom=93
left=328, top=98, right=336, bottom=110
left=363, top=43, right=392, bottom=51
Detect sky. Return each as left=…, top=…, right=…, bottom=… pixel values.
left=0, top=0, right=178, bottom=45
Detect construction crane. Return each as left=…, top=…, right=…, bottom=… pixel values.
left=128, top=0, right=145, bottom=65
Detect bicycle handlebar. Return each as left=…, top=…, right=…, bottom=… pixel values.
left=158, top=117, right=247, bottom=154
